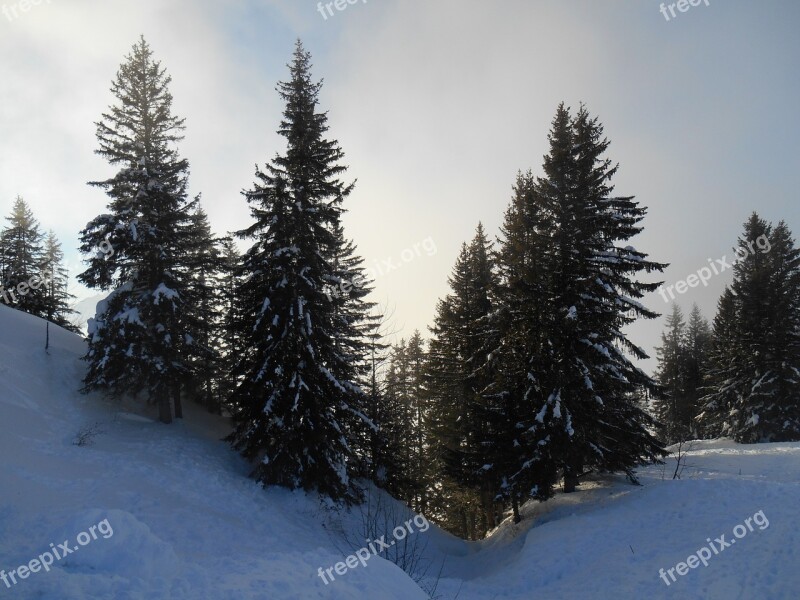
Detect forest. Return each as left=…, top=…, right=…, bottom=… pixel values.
left=3, top=36, right=799, bottom=544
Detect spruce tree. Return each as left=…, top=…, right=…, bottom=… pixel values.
left=683, top=304, right=711, bottom=438
left=226, top=41, right=370, bottom=501
left=40, top=230, right=79, bottom=333
left=698, top=288, right=738, bottom=438
left=653, top=304, right=690, bottom=443
left=530, top=104, right=666, bottom=491
left=427, top=223, right=499, bottom=537
left=359, top=308, right=395, bottom=487
left=217, top=236, right=243, bottom=411
left=0, top=197, right=47, bottom=316
left=181, top=204, right=225, bottom=413
left=487, top=105, right=666, bottom=513
left=378, top=339, right=420, bottom=506
left=403, top=331, right=431, bottom=514
left=78, top=36, right=196, bottom=424
left=485, top=171, right=555, bottom=522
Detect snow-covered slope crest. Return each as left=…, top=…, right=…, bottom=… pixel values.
left=0, top=305, right=428, bottom=599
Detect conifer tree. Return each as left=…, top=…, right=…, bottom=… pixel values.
left=181, top=204, right=225, bottom=413
left=78, top=36, right=196, bottom=424
left=484, top=171, right=554, bottom=522
left=683, top=304, right=711, bottom=436
left=486, top=106, right=666, bottom=515
left=40, top=230, right=79, bottom=333
left=427, top=224, right=499, bottom=537
left=529, top=104, right=666, bottom=492
left=226, top=41, right=371, bottom=501
left=217, top=236, right=243, bottom=411
left=403, top=331, right=431, bottom=514
left=377, top=339, right=420, bottom=505
left=0, top=197, right=47, bottom=316
left=698, top=288, right=738, bottom=438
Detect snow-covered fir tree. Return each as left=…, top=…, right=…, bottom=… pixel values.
left=698, top=288, right=738, bottom=438
left=378, top=338, right=426, bottom=509
left=78, top=36, right=197, bottom=424
left=487, top=105, right=667, bottom=512
left=226, top=41, right=372, bottom=501
left=653, top=304, right=688, bottom=443
left=532, top=104, right=666, bottom=491
left=682, top=304, right=711, bottom=436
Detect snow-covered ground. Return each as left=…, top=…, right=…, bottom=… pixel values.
left=1, top=303, right=798, bottom=599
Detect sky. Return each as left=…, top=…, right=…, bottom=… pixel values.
left=1, top=0, right=798, bottom=374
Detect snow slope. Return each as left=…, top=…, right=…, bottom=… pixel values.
left=432, top=441, right=800, bottom=599
left=0, top=305, right=427, bottom=599
left=1, top=303, right=798, bottom=599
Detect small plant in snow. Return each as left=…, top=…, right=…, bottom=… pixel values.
left=73, top=422, right=104, bottom=447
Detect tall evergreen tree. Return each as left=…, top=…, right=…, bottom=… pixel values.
left=379, top=338, right=423, bottom=507
left=427, top=223, right=499, bottom=538
left=698, top=288, right=738, bottom=438
left=0, top=197, right=47, bottom=316
left=683, top=304, right=711, bottom=437
left=78, top=36, right=196, bottom=424
left=226, top=41, right=371, bottom=501
left=486, top=105, right=666, bottom=516
left=359, top=307, right=396, bottom=487
left=484, top=171, right=554, bottom=522
left=40, top=230, right=80, bottom=333
left=217, top=236, right=243, bottom=411
left=530, top=104, right=666, bottom=492
left=182, top=204, right=225, bottom=413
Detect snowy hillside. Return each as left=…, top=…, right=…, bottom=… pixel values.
left=0, top=305, right=427, bottom=599
left=1, top=303, right=798, bottom=599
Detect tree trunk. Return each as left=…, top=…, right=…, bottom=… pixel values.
left=158, top=386, right=173, bottom=424
left=173, top=381, right=183, bottom=419
left=482, top=485, right=496, bottom=531
left=511, top=495, right=521, bottom=524
left=563, top=459, right=582, bottom=493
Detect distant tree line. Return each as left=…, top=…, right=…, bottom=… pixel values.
left=0, top=195, right=78, bottom=333
left=654, top=214, right=800, bottom=445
